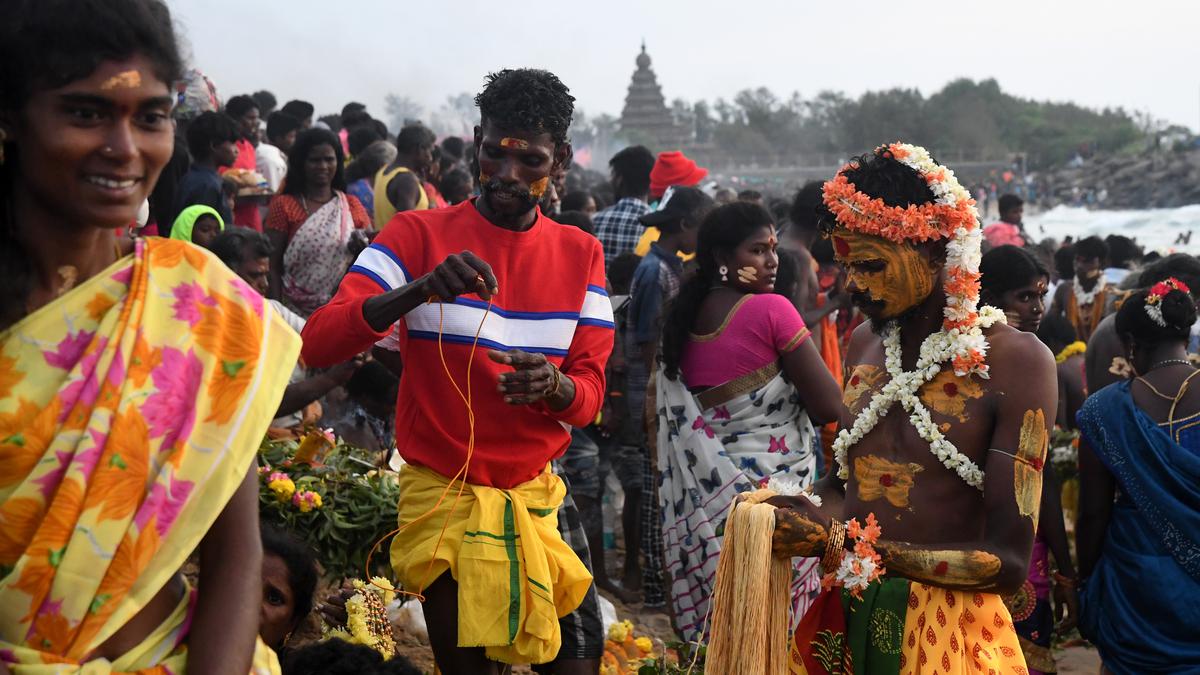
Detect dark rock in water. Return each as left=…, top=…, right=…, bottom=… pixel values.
left=1039, top=146, right=1200, bottom=209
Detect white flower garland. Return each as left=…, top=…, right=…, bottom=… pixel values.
left=828, top=141, right=1005, bottom=491
left=832, top=307, right=1006, bottom=491
left=1073, top=277, right=1107, bottom=307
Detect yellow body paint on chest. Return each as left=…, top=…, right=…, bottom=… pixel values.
left=100, top=70, right=142, bottom=90
left=854, top=455, right=924, bottom=508
left=1014, top=409, right=1047, bottom=527
left=843, top=364, right=884, bottom=411
left=917, top=369, right=984, bottom=422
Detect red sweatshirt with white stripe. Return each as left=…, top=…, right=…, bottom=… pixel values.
left=301, top=200, right=614, bottom=488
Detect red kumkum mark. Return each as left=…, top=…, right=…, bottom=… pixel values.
left=934, top=560, right=949, bottom=576
left=833, top=236, right=850, bottom=258
left=943, top=382, right=959, bottom=397
left=879, top=474, right=894, bottom=487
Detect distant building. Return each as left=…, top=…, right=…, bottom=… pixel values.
left=619, top=43, right=687, bottom=151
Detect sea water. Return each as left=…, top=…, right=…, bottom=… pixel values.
left=1025, top=205, right=1200, bottom=254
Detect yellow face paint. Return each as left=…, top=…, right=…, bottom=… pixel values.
left=917, top=369, right=984, bottom=423
left=529, top=176, right=549, bottom=200
left=478, top=172, right=491, bottom=185
left=499, top=137, right=529, bottom=150
left=882, top=547, right=1002, bottom=586
left=854, top=455, right=924, bottom=508
left=100, top=70, right=142, bottom=90
left=1014, top=409, right=1047, bottom=527
left=736, top=266, right=759, bottom=284
left=833, top=229, right=935, bottom=319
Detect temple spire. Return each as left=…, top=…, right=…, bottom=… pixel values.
left=619, top=42, right=686, bottom=150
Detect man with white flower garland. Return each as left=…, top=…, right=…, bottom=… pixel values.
left=768, top=143, right=1058, bottom=674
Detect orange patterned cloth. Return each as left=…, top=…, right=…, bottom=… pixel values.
left=0, top=238, right=298, bottom=672
left=900, top=583, right=1028, bottom=675
left=790, top=581, right=1028, bottom=674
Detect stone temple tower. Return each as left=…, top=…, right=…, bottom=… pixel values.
left=618, top=42, right=687, bottom=150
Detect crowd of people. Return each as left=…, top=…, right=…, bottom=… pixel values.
left=1, top=1, right=1197, bottom=674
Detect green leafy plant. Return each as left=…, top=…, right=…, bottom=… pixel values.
left=258, top=437, right=400, bottom=581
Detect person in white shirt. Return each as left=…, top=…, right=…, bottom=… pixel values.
left=256, top=112, right=301, bottom=193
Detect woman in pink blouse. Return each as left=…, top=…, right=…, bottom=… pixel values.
left=655, top=202, right=842, bottom=641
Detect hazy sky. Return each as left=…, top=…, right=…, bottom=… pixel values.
left=171, top=0, right=1199, bottom=133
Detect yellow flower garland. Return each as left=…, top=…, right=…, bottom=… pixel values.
left=325, top=577, right=396, bottom=658
left=1055, top=341, right=1087, bottom=364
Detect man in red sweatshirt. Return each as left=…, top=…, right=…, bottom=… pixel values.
left=301, top=69, right=612, bottom=673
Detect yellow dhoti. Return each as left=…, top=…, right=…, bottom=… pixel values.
left=390, top=464, right=592, bottom=665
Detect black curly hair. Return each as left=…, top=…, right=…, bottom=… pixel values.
left=788, top=180, right=825, bottom=236
left=281, top=638, right=383, bottom=675
left=1116, top=284, right=1197, bottom=346
left=1073, top=236, right=1108, bottom=265
left=1137, top=253, right=1200, bottom=291
left=817, top=148, right=938, bottom=235
left=474, top=69, right=575, bottom=145
left=1, top=0, right=184, bottom=330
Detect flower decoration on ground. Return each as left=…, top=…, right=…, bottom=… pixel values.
left=824, top=513, right=885, bottom=599
left=1145, top=277, right=1190, bottom=327
left=292, top=489, right=322, bottom=512
left=266, top=471, right=295, bottom=503
left=601, top=620, right=656, bottom=675
left=325, top=577, right=396, bottom=658
left=826, top=142, right=1005, bottom=490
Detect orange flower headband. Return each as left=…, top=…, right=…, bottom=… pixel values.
left=821, top=143, right=978, bottom=244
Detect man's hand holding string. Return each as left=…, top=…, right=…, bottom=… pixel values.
left=489, top=349, right=576, bottom=412
left=362, top=251, right=498, bottom=332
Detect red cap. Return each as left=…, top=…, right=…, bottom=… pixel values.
left=649, top=151, right=708, bottom=199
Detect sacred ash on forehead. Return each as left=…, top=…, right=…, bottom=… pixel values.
left=824, top=142, right=1007, bottom=490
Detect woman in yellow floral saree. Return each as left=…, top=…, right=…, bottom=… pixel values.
left=0, top=1, right=299, bottom=672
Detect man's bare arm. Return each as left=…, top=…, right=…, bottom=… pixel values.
left=879, top=331, right=1058, bottom=593
left=772, top=330, right=1058, bottom=594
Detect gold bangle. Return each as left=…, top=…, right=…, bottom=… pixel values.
left=821, top=518, right=846, bottom=575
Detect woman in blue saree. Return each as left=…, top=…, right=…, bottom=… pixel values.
left=1076, top=278, right=1200, bottom=674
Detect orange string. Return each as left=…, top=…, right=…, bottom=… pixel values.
left=365, top=296, right=492, bottom=601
